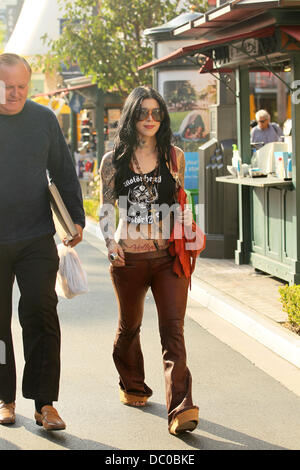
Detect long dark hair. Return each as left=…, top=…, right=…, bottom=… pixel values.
left=112, top=86, right=172, bottom=198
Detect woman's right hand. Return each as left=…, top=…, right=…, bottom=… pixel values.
left=107, top=240, right=125, bottom=266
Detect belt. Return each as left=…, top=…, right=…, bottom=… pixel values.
left=124, top=249, right=170, bottom=261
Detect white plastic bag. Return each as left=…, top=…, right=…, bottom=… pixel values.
left=56, top=243, right=88, bottom=299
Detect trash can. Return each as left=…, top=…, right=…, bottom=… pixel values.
left=198, top=138, right=238, bottom=258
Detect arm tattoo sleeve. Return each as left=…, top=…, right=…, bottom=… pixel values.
left=178, top=150, right=185, bottom=189
left=99, top=153, right=117, bottom=246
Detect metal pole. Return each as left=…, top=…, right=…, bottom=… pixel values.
left=96, top=88, right=105, bottom=168
left=235, top=66, right=251, bottom=265
left=70, top=109, right=78, bottom=165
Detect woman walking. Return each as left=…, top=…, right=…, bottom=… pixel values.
left=99, top=86, right=199, bottom=435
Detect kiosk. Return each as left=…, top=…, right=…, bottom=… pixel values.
left=140, top=0, right=300, bottom=284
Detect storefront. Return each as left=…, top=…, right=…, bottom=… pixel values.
left=140, top=0, right=300, bottom=284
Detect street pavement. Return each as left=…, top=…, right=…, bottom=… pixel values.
left=1, top=232, right=300, bottom=450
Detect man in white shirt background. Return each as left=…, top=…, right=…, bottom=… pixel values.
left=251, top=109, right=283, bottom=147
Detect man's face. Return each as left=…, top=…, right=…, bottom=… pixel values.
left=257, top=116, right=270, bottom=131
left=0, top=62, right=30, bottom=115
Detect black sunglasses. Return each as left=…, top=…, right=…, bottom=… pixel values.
left=137, top=107, right=164, bottom=122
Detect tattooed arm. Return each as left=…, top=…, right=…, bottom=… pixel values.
left=175, top=147, right=185, bottom=188
left=99, top=152, right=125, bottom=265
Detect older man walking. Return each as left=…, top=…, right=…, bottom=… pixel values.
left=0, top=53, right=85, bottom=430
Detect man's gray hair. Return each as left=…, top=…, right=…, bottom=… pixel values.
left=0, top=53, right=32, bottom=75
left=255, top=109, right=270, bottom=121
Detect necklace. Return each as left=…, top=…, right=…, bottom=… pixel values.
left=131, top=153, right=161, bottom=250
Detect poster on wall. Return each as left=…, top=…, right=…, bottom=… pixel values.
left=161, top=72, right=216, bottom=191
left=162, top=74, right=216, bottom=152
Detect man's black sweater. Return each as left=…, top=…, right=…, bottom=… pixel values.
left=0, top=100, right=85, bottom=244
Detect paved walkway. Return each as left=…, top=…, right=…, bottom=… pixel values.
left=193, top=257, right=286, bottom=323
left=85, top=218, right=300, bottom=370
left=86, top=218, right=286, bottom=324
left=2, top=234, right=300, bottom=450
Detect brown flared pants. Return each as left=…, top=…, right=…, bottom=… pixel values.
left=110, top=249, right=198, bottom=426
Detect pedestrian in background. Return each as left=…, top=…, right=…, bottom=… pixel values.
left=251, top=109, right=283, bottom=147
left=99, top=86, right=199, bottom=436
left=0, top=53, right=85, bottom=430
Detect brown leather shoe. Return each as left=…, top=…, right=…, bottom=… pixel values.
left=34, top=405, right=66, bottom=431
left=0, top=401, right=16, bottom=425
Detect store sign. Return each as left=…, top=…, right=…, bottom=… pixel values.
left=229, top=38, right=259, bottom=62
left=213, top=38, right=260, bottom=67
left=184, top=152, right=199, bottom=190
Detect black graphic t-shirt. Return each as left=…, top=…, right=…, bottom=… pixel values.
left=119, top=159, right=176, bottom=224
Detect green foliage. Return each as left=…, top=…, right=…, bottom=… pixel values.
left=83, top=174, right=100, bottom=220
left=279, top=284, right=300, bottom=327
left=83, top=174, right=120, bottom=225
left=83, top=198, right=100, bottom=221
left=165, top=81, right=198, bottom=110
left=41, top=0, right=209, bottom=97
left=181, top=1, right=207, bottom=9
left=170, top=110, right=190, bottom=132
left=89, top=173, right=100, bottom=200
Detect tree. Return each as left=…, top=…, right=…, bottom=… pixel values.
left=165, top=81, right=198, bottom=111
left=41, top=0, right=209, bottom=97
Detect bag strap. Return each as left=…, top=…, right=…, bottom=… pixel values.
left=170, top=146, right=178, bottom=173
left=169, top=146, right=182, bottom=189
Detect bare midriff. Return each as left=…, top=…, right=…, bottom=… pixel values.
left=115, top=217, right=173, bottom=253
